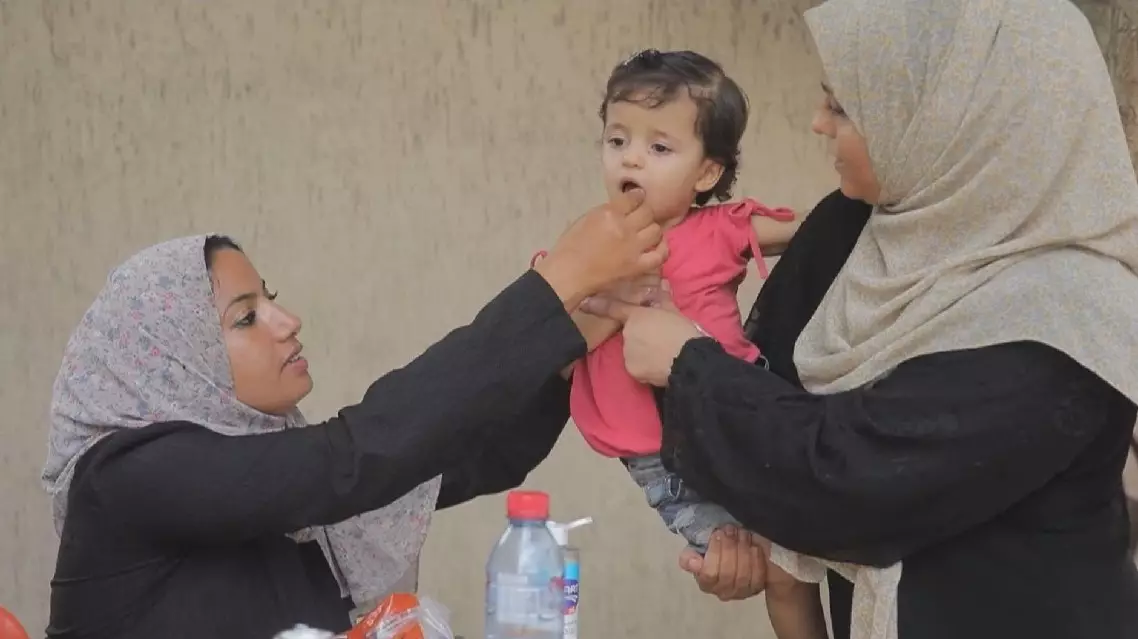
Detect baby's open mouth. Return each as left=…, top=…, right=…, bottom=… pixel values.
left=620, top=179, right=642, bottom=193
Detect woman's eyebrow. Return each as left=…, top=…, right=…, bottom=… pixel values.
left=224, top=280, right=269, bottom=312
left=224, top=291, right=257, bottom=313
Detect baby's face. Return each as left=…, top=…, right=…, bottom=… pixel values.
left=601, top=93, right=723, bottom=224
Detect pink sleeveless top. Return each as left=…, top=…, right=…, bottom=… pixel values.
left=570, top=199, right=794, bottom=458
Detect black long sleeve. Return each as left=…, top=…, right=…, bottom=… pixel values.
left=661, top=337, right=1116, bottom=567
left=78, top=269, right=583, bottom=545
left=696, top=190, right=1138, bottom=639
left=435, top=374, right=571, bottom=510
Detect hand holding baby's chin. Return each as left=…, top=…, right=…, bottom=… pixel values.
left=540, top=188, right=667, bottom=300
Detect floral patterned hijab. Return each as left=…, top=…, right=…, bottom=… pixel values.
left=42, top=235, right=441, bottom=604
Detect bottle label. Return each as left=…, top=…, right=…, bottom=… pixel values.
left=562, top=560, right=580, bottom=639
left=492, top=572, right=562, bottom=632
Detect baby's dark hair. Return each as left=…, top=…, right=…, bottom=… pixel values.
left=599, top=49, right=749, bottom=206
left=203, top=234, right=243, bottom=271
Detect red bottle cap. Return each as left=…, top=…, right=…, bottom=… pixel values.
left=506, top=490, right=550, bottom=520
left=0, top=607, right=29, bottom=639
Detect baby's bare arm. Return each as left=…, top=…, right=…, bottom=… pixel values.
left=751, top=214, right=803, bottom=257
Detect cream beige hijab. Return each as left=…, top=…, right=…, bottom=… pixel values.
left=771, top=0, right=1138, bottom=637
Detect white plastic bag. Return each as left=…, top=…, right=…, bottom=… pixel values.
left=274, top=624, right=335, bottom=639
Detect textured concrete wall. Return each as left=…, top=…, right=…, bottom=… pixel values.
left=0, top=1, right=833, bottom=636
left=1077, top=0, right=1138, bottom=553
left=1079, top=0, right=1138, bottom=170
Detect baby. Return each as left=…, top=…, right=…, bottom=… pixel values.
left=542, top=50, right=826, bottom=639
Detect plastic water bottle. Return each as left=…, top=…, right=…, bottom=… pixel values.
left=484, top=490, right=564, bottom=639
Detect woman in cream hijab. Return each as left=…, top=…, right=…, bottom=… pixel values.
left=584, top=0, right=1138, bottom=637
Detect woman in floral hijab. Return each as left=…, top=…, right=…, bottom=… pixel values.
left=43, top=189, right=664, bottom=639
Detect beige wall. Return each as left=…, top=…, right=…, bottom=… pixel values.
left=1080, top=0, right=1138, bottom=170
left=1079, top=0, right=1138, bottom=522
left=0, top=1, right=833, bottom=637
left=5, top=2, right=1138, bottom=638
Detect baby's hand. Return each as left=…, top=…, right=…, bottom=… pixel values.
left=595, top=271, right=663, bottom=307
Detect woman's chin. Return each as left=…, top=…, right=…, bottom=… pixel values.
left=277, top=376, right=315, bottom=413
left=294, top=376, right=315, bottom=403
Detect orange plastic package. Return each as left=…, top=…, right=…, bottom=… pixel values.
left=345, top=593, right=454, bottom=639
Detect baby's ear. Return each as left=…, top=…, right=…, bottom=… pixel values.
left=695, top=159, right=725, bottom=194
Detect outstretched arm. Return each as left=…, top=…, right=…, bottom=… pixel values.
left=80, top=271, right=587, bottom=544
left=436, top=374, right=572, bottom=509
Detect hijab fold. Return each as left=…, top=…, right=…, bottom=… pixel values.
left=777, top=1, right=1138, bottom=637
left=43, top=235, right=441, bottom=606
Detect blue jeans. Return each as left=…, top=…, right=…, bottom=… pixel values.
left=622, top=454, right=739, bottom=554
